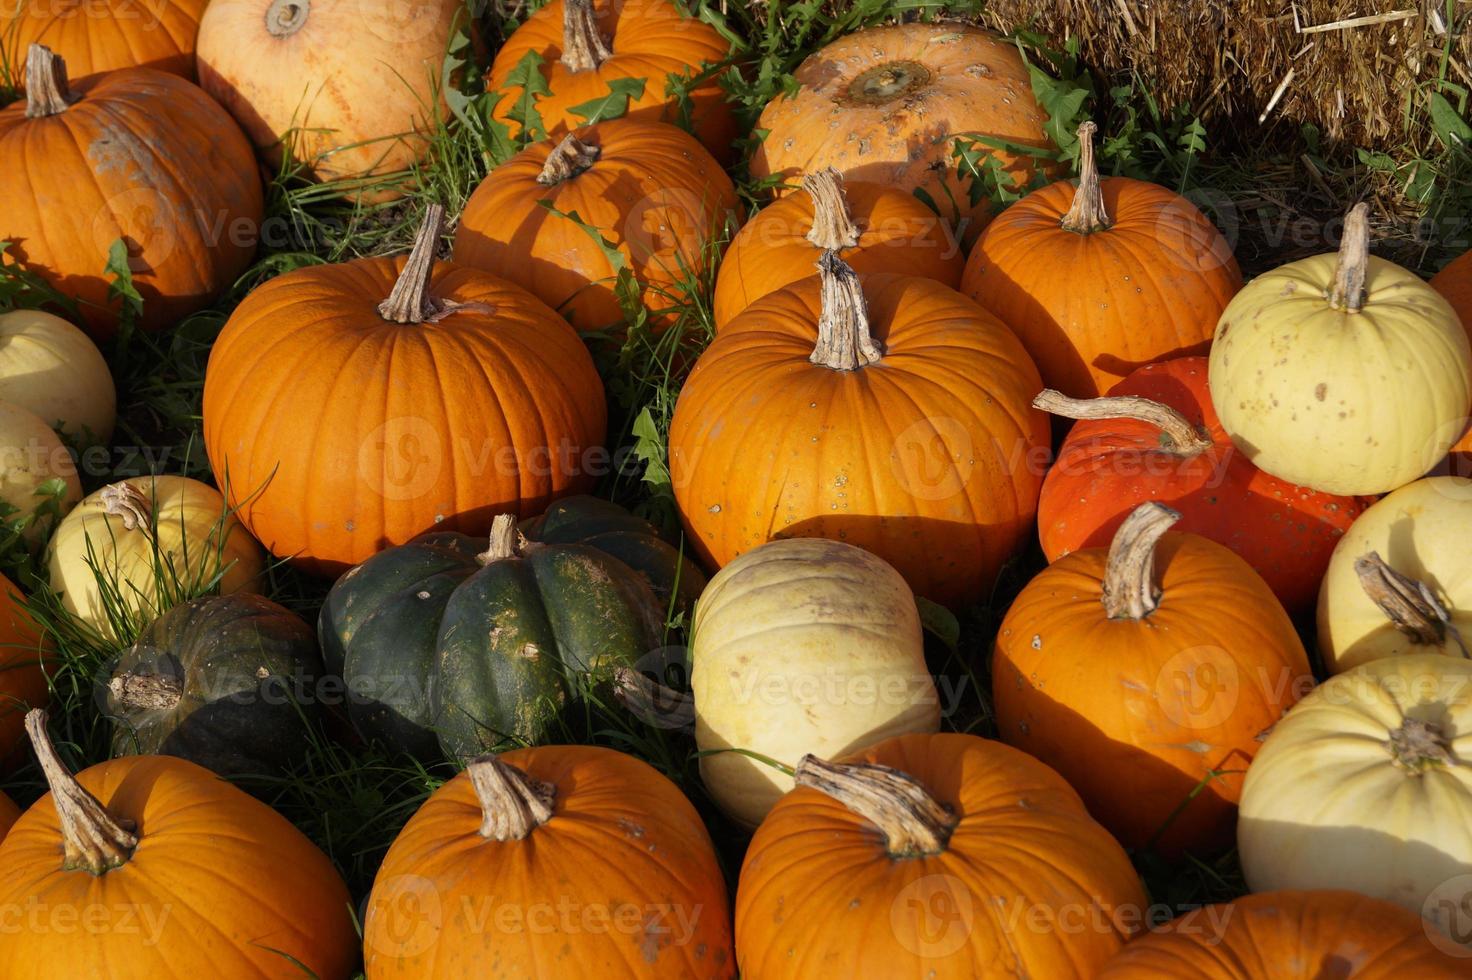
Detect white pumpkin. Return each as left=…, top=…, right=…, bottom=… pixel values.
left=1210, top=204, right=1472, bottom=495
left=1239, top=654, right=1472, bottom=933
left=46, top=476, right=264, bottom=641
left=1318, top=476, right=1472, bottom=674
left=0, top=310, right=116, bottom=444
left=0, top=400, right=81, bottom=543
left=691, top=537, right=941, bottom=828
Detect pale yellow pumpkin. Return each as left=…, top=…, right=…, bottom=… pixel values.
left=46, top=476, right=264, bottom=641
left=0, top=310, right=116, bottom=444
left=0, top=400, right=81, bottom=543
left=1210, top=205, right=1472, bottom=495
left=1238, top=654, right=1472, bottom=934
left=1317, top=477, right=1472, bottom=674
left=691, top=537, right=940, bottom=828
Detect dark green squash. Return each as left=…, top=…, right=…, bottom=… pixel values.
left=319, top=513, right=665, bottom=762
left=105, top=593, right=324, bottom=779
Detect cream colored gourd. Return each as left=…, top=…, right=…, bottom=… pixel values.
left=0, top=400, right=81, bottom=543
left=1209, top=205, right=1472, bottom=495
left=1238, top=654, right=1472, bottom=932
left=46, top=477, right=264, bottom=641
left=691, top=538, right=940, bottom=828
left=0, top=310, right=116, bottom=444
left=1317, top=477, right=1472, bottom=674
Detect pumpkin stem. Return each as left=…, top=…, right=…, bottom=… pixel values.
left=476, top=514, right=525, bottom=565
left=803, top=168, right=860, bottom=251
left=810, top=251, right=883, bottom=371
left=1060, top=121, right=1111, bottom=234
left=100, top=480, right=155, bottom=536
left=25, top=44, right=77, bottom=119
left=379, top=205, right=446, bottom=324
left=25, top=709, right=138, bottom=875
left=1033, top=389, right=1213, bottom=456
left=613, top=666, right=695, bottom=728
left=264, top=0, right=310, bottom=37
left=108, top=673, right=184, bottom=711
left=1387, top=717, right=1456, bottom=774
left=794, top=755, right=957, bottom=857
left=1354, top=552, right=1470, bottom=657
left=1328, top=203, right=1371, bottom=313
left=561, top=0, right=612, bottom=73
left=1101, top=502, right=1181, bottom=620
left=537, top=132, right=601, bottom=185
left=468, top=754, right=556, bottom=840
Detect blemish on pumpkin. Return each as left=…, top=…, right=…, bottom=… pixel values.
left=255, top=666, right=269, bottom=679
left=417, top=590, right=432, bottom=599
left=617, top=817, right=646, bottom=839
left=1314, top=383, right=1327, bottom=401
left=1030, top=634, right=1041, bottom=649
left=708, top=503, right=721, bottom=514
left=519, top=643, right=540, bottom=661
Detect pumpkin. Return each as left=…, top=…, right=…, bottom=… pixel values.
left=203, top=206, right=607, bottom=575
left=1095, top=889, right=1465, bottom=978
left=993, top=502, right=1312, bottom=855
left=963, top=122, right=1241, bottom=399
left=1431, top=249, right=1472, bottom=477
left=712, top=169, right=965, bottom=330
left=487, top=0, right=736, bottom=162
left=2, top=0, right=208, bottom=82
left=669, top=252, right=1048, bottom=608
left=197, top=0, right=459, bottom=198
left=0, top=571, right=48, bottom=769
left=1036, top=357, right=1369, bottom=613
left=320, top=514, right=665, bottom=761
left=749, top=23, right=1056, bottom=243
left=1, top=46, right=263, bottom=338
left=1210, top=204, right=1472, bottom=495
left=735, top=733, right=1147, bottom=978
left=1238, top=654, right=1472, bottom=934
left=0, top=309, right=116, bottom=444
left=454, top=120, right=737, bottom=333
left=0, top=791, right=16, bottom=840
left=0, top=399, right=81, bottom=543
left=0, top=710, right=358, bottom=978
left=363, top=745, right=735, bottom=977
left=1317, top=477, right=1472, bottom=673
left=106, top=593, right=324, bottom=779
left=692, top=537, right=940, bottom=828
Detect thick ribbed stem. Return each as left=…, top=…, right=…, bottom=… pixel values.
left=475, top=514, right=523, bottom=565
left=1329, top=203, right=1370, bottom=312
left=264, top=0, right=310, bottom=37
left=1060, top=121, right=1110, bottom=233
left=1101, top=502, right=1181, bottom=620
left=108, top=673, right=184, bottom=711
left=561, top=0, right=612, bottom=72
left=469, top=755, right=556, bottom=840
left=537, top=133, right=601, bottom=185
left=100, top=481, right=154, bottom=533
left=25, top=44, right=76, bottom=119
left=809, top=251, right=882, bottom=371
left=1355, top=552, right=1469, bottom=656
left=802, top=168, right=860, bottom=250
left=794, top=755, right=957, bottom=857
left=1033, top=389, right=1213, bottom=456
left=378, top=205, right=446, bottom=324
left=1387, top=717, right=1455, bottom=774
left=26, top=710, right=138, bottom=874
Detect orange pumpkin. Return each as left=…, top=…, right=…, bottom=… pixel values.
left=993, top=502, right=1311, bottom=856
left=736, top=732, right=1148, bottom=978
left=3, top=0, right=207, bottom=81
left=669, top=252, right=1048, bottom=608
left=0, top=46, right=263, bottom=338
left=963, top=122, right=1241, bottom=399
left=202, top=206, right=607, bottom=575
left=454, top=119, right=737, bottom=333
left=363, top=746, right=735, bottom=977
left=488, top=0, right=736, bottom=162
left=0, top=791, right=16, bottom=841
left=1432, top=249, right=1472, bottom=476
left=713, top=169, right=966, bottom=331
left=0, top=571, right=48, bottom=772
left=749, top=23, right=1056, bottom=243
left=1096, top=890, right=1465, bottom=977
left=0, top=711, right=358, bottom=978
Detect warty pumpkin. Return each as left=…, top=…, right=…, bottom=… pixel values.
left=713, top=168, right=965, bottom=331
left=1210, top=204, right=1472, bottom=495
left=0, top=710, right=358, bottom=978
left=964, top=122, right=1241, bottom=399
left=0, top=308, right=116, bottom=444
left=1431, top=249, right=1472, bottom=476
left=363, top=745, right=735, bottom=977
left=1238, top=654, right=1472, bottom=933
left=750, top=23, right=1055, bottom=243
left=735, top=733, right=1148, bottom=978
left=2, top=0, right=207, bottom=81
left=1036, top=357, right=1369, bottom=613
left=670, top=251, right=1048, bottom=608
left=993, top=502, right=1312, bottom=856
left=691, top=537, right=940, bottom=828
left=1095, top=889, right=1466, bottom=978
left=203, top=206, right=607, bottom=575
left=197, top=0, right=460, bottom=199
left=0, top=571, right=48, bottom=770
left=488, top=0, right=736, bottom=162
left=0, top=45, right=263, bottom=338
left=454, top=120, right=738, bottom=333
left=0, top=398, right=81, bottom=544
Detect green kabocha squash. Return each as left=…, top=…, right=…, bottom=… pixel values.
left=105, top=594, right=324, bottom=780
left=320, top=514, right=664, bottom=762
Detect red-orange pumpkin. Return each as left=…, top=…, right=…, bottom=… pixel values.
left=963, top=122, right=1241, bottom=399
left=0, top=571, right=47, bottom=772
left=1432, top=249, right=1472, bottom=476
left=993, top=502, right=1312, bottom=856
left=202, top=206, right=607, bottom=575
left=3, top=0, right=207, bottom=81
left=0, top=46, right=263, bottom=338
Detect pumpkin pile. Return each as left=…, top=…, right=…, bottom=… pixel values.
left=4, top=4, right=1472, bottom=975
